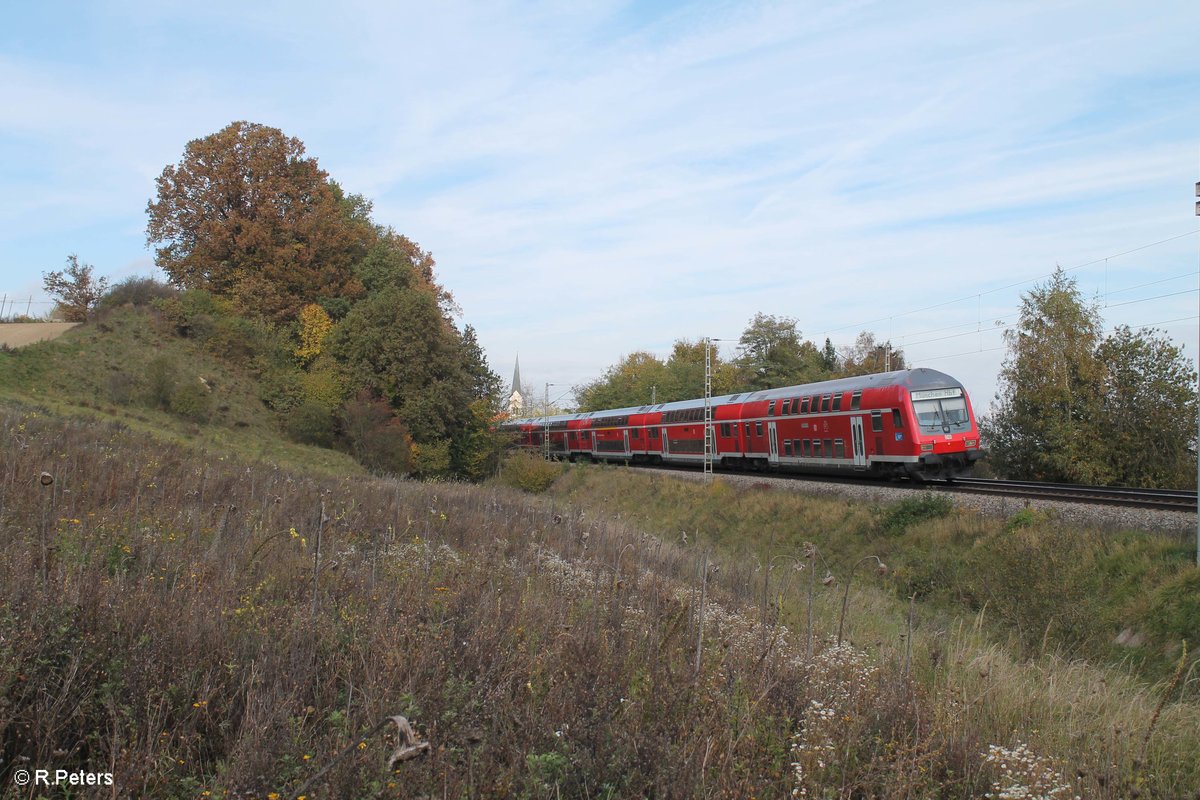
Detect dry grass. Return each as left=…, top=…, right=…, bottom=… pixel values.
left=2, top=406, right=1198, bottom=798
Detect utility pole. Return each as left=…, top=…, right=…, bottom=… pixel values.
left=702, top=338, right=732, bottom=479
left=704, top=338, right=714, bottom=479
left=543, top=382, right=551, bottom=461
left=1194, top=179, right=1199, bottom=564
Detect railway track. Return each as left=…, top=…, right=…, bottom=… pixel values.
left=938, top=478, right=1198, bottom=512
left=622, top=463, right=1197, bottom=513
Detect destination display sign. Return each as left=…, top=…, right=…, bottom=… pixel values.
left=910, top=388, right=963, bottom=401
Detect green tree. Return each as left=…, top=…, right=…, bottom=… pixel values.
left=146, top=121, right=373, bottom=320
left=821, top=337, right=839, bottom=372
left=734, top=313, right=825, bottom=390
left=1096, top=326, right=1197, bottom=488
left=983, top=269, right=1107, bottom=483
left=327, top=285, right=469, bottom=443
left=660, top=338, right=738, bottom=401
left=42, top=255, right=109, bottom=322
left=574, top=351, right=668, bottom=411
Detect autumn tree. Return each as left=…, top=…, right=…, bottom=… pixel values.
left=1095, top=326, right=1197, bottom=488
left=983, top=269, right=1107, bottom=483
left=42, top=255, right=109, bottom=322
left=145, top=121, right=373, bottom=320
left=838, top=331, right=905, bottom=376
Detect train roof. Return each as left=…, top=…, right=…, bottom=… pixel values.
left=504, top=368, right=965, bottom=427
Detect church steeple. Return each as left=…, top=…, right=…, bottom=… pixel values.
left=507, top=355, right=524, bottom=414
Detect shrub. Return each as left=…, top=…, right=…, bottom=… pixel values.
left=169, top=380, right=212, bottom=422
left=499, top=451, right=564, bottom=493
left=340, top=392, right=412, bottom=475
left=284, top=400, right=336, bottom=448
left=103, top=370, right=138, bottom=405
left=99, top=276, right=177, bottom=309
left=144, top=355, right=177, bottom=409
left=879, top=492, right=953, bottom=535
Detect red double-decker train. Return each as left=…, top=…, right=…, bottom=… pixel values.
left=502, top=368, right=984, bottom=481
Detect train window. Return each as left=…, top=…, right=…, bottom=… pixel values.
left=820, top=395, right=831, bottom=412
left=649, top=428, right=659, bottom=439
left=781, top=399, right=791, bottom=415
left=793, top=397, right=801, bottom=413
left=800, top=397, right=810, bottom=413
left=720, top=423, right=731, bottom=437
left=832, top=394, right=842, bottom=412
left=824, top=439, right=833, bottom=456
left=834, top=439, right=845, bottom=459
left=768, top=400, right=776, bottom=416
left=755, top=421, right=764, bottom=436
left=784, top=440, right=794, bottom=456
left=871, top=410, right=883, bottom=432
left=802, top=439, right=812, bottom=457
left=850, top=391, right=862, bottom=411
left=812, top=439, right=822, bottom=456
left=745, top=422, right=752, bottom=436
left=892, top=409, right=903, bottom=428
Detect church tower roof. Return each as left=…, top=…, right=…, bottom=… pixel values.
left=511, top=355, right=521, bottom=395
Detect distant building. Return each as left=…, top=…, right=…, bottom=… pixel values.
left=506, top=355, right=524, bottom=414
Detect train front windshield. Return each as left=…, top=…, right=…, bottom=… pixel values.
left=912, top=395, right=971, bottom=434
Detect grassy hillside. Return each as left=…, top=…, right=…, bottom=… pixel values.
left=0, top=305, right=363, bottom=476
left=2, top=406, right=1198, bottom=798
left=549, top=467, right=1199, bottom=681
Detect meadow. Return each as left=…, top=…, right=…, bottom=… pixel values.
left=2, top=404, right=1198, bottom=798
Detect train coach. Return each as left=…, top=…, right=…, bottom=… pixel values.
left=501, top=368, right=984, bottom=481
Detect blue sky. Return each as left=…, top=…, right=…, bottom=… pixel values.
left=2, top=0, right=1198, bottom=413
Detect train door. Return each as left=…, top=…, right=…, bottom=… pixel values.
left=623, top=429, right=630, bottom=455
left=768, top=422, right=779, bottom=464
left=850, top=416, right=867, bottom=468
left=661, top=427, right=669, bottom=456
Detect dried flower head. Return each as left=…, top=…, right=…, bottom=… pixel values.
left=39, top=471, right=53, bottom=486
left=822, top=573, right=835, bottom=586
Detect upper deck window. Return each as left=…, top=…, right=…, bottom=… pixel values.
left=850, top=391, right=862, bottom=411
left=832, top=394, right=842, bottom=412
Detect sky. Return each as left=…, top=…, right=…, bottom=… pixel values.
left=2, top=0, right=1199, bottom=415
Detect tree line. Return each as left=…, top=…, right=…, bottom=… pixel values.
left=573, top=313, right=904, bottom=412
left=575, top=270, right=1197, bottom=489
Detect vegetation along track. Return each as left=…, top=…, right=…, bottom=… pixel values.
left=622, top=463, right=1197, bottom=513
left=942, top=477, right=1198, bottom=512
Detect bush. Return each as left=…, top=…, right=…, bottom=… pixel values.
left=169, top=380, right=212, bottom=423
left=340, top=392, right=412, bottom=475
left=104, top=371, right=138, bottom=405
left=144, top=355, right=177, bottom=409
left=99, top=276, right=177, bottom=309
left=499, top=451, right=564, bottom=493
left=879, top=492, right=953, bottom=535
left=284, top=400, right=336, bottom=448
